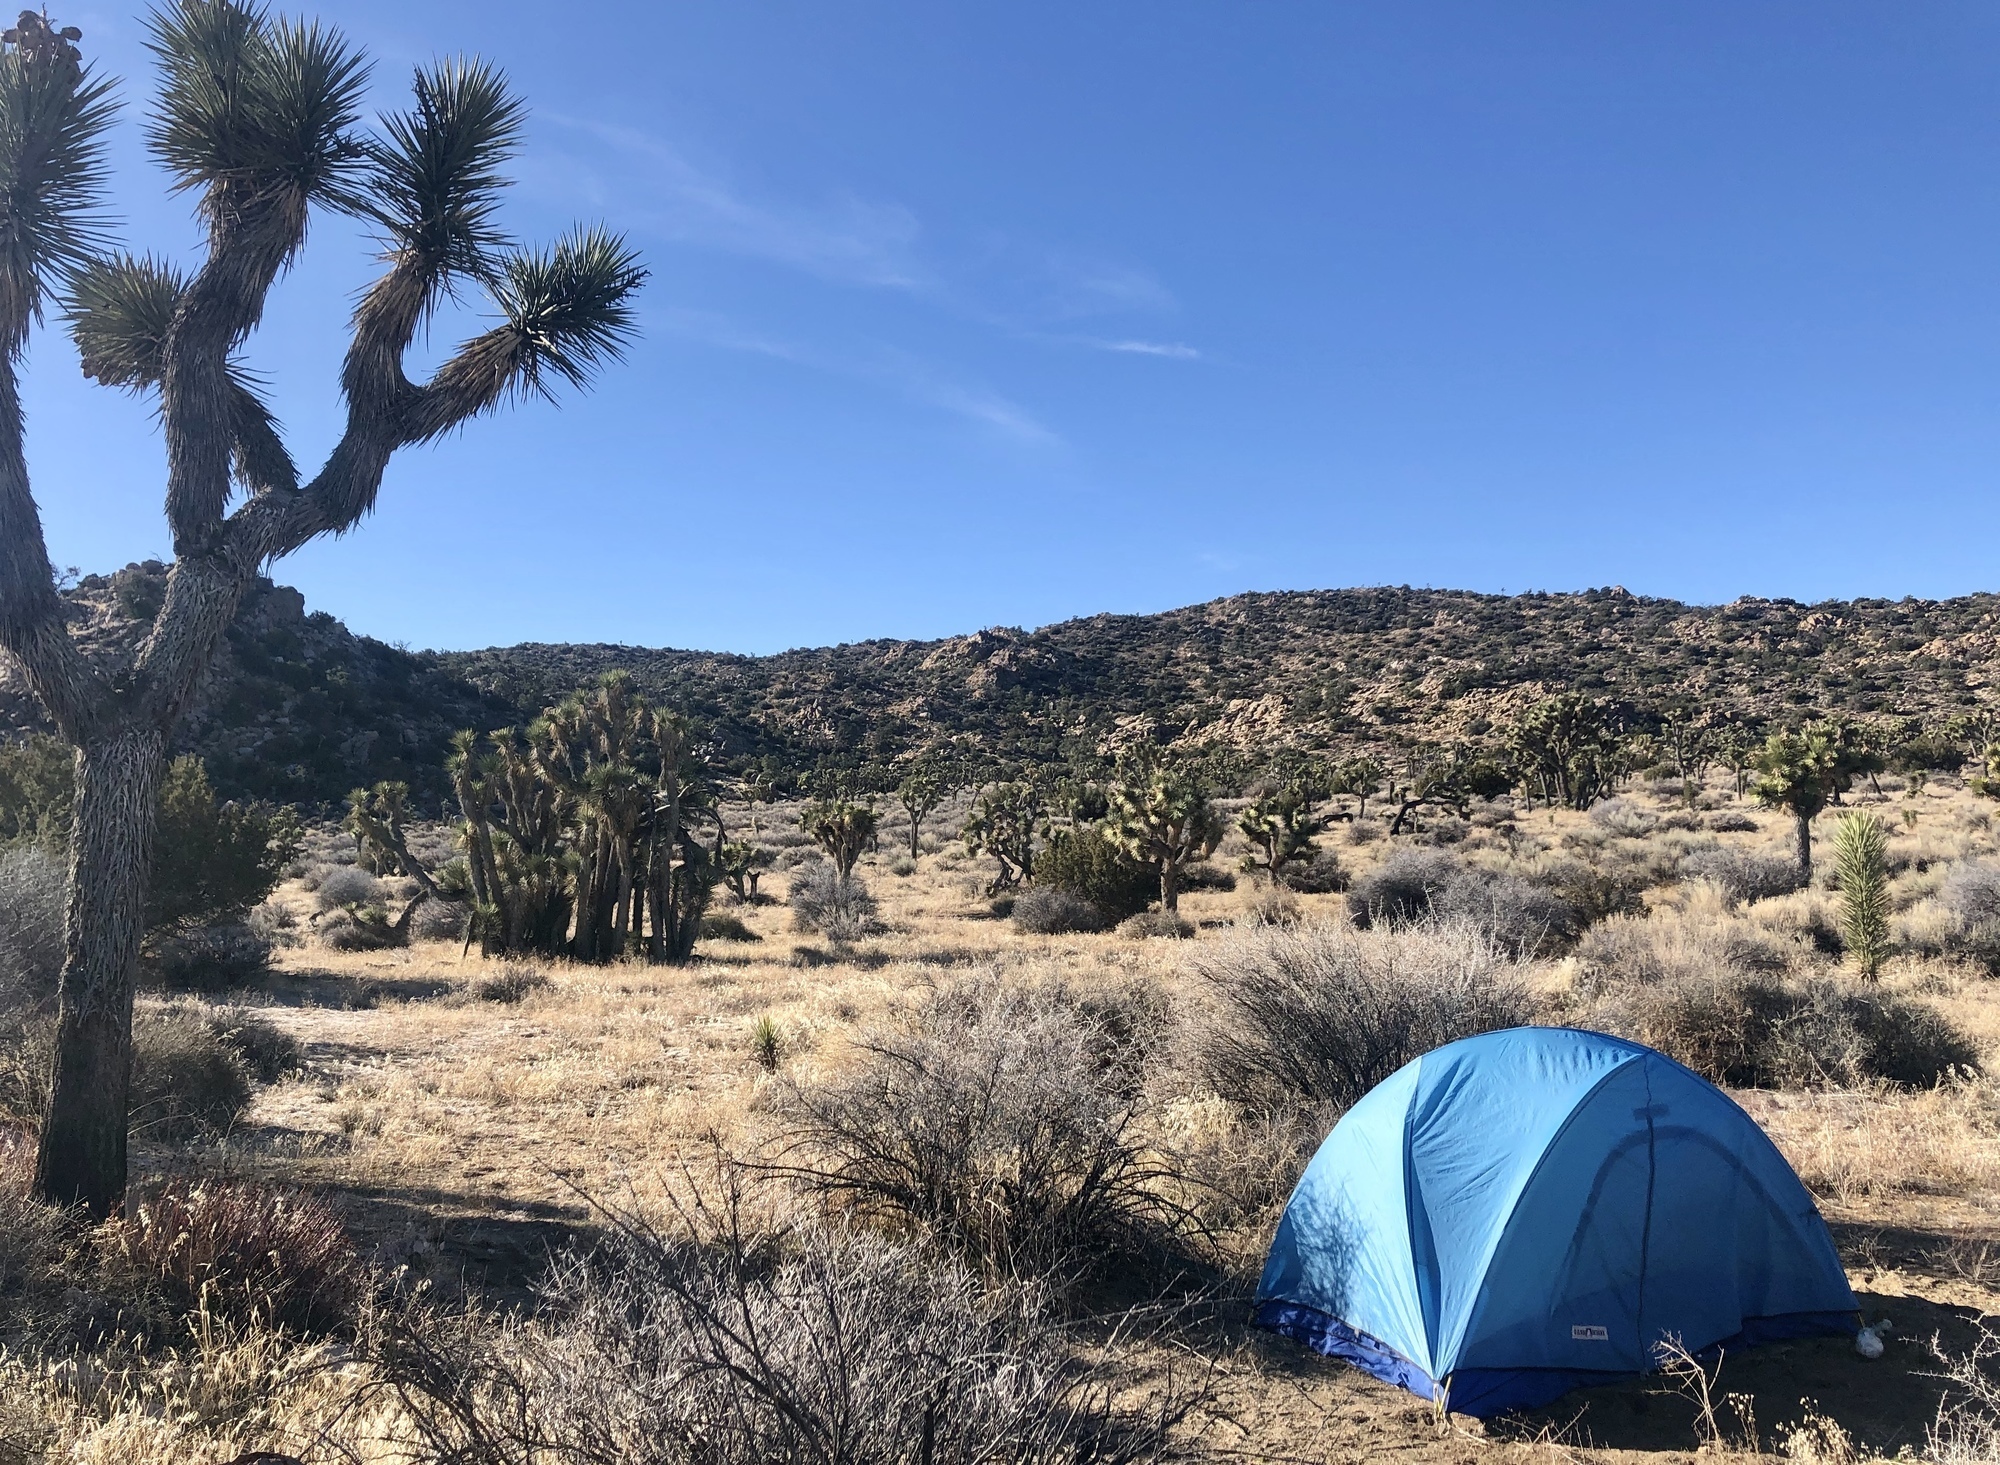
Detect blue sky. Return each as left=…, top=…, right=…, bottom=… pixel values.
left=22, top=2, right=2000, bottom=653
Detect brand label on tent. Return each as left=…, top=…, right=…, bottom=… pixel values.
left=1571, top=1325, right=1610, bottom=1341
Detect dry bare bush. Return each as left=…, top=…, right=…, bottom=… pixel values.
left=126, top=1003, right=255, bottom=1140
left=788, top=861, right=880, bottom=942
left=1574, top=954, right=1976, bottom=1090
left=1119, top=910, right=1194, bottom=940
left=1679, top=845, right=1803, bottom=904
left=1589, top=796, right=1658, bottom=838
left=0, top=845, right=63, bottom=1008
left=476, top=966, right=554, bottom=1004
left=313, top=865, right=385, bottom=913
left=1012, top=885, right=1106, bottom=935
left=104, top=1178, right=365, bottom=1338
left=144, top=922, right=273, bottom=991
left=1573, top=903, right=1790, bottom=989
left=1932, top=1315, right=2000, bottom=1463
left=355, top=1199, right=1213, bottom=1465
left=1181, top=921, right=1534, bottom=1116
left=1347, top=850, right=1577, bottom=956
left=771, top=978, right=1189, bottom=1283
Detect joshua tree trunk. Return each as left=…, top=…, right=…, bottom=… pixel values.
left=1795, top=811, right=1813, bottom=883
left=1160, top=861, right=1179, bottom=913
left=34, top=726, right=166, bottom=1216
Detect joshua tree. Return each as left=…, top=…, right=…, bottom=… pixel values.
left=1831, top=811, right=1890, bottom=980
left=1752, top=724, right=1843, bottom=881
left=1331, top=757, right=1382, bottom=820
left=1237, top=781, right=1325, bottom=885
left=892, top=752, right=961, bottom=861
left=0, top=5, right=645, bottom=1214
left=450, top=677, right=717, bottom=964
left=1507, top=694, right=1624, bottom=809
left=1104, top=751, right=1222, bottom=913
left=961, top=779, right=1043, bottom=891
left=802, top=797, right=877, bottom=879
left=1971, top=743, right=2000, bottom=802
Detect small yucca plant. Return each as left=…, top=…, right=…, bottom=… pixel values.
left=750, top=1013, right=782, bottom=1072
left=1833, top=811, right=1892, bottom=980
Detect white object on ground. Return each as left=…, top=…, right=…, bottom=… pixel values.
left=1855, top=1318, right=1892, bottom=1359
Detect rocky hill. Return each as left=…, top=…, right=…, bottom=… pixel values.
left=4, top=572, right=1998, bottom=804
left=440, top=585, right=2000, bottom=777
left=0, top=563, right=514, bottom=808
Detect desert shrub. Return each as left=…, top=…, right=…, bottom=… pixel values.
left=1943, top=861, right=2000, bottom=929
left=1348, top=850, right=1575, bottom=956
left=0, top=845, right=63, bottom=1010
left=313, top=865, right=384, bottom=912
left=1531, top=855, right=1648, bottom=925
left=1680, top=847, right=1803, bottom=905
left=477, top=966, right=553, bottom=1004
left=147, top=757, right=301, bottom=932
left=1118, top=910, right=1193, bottom=940
left=1590, top=796, right=1657, bottom=838
left=772, top=978, right=1183, bottom=1280
left=1179, top=863, right=1237, bottom=893
left=1011, top=886, right=1104, bottom=935
left=1033, top=827, right=1155, bottom=925
left=0, top=1133, right=69, bottom=1346
left=1657, top=808, right=1704, bottom=832
left=1573, top=906, right=1792, bottom=989
left=1242, top=886, right=1302, bottom=927
left=411, top=898, right=470, bottom=943
left=129, top=1004, right=254, bottom=1139
left=889, top=855, right=916, bottom=877
left=1182, top=921, right=1534, bottom=1115
left=1283, top=847, right=1348, bottom=894
left=1934, top=860, right=2000, bottom=973
left=1347, top=848, right=1457, bottom=926
left=1579, top=974, right=1976, bottom=1089
left=208, top=1008, right=302, bottom=1083
left=700, top=912, right=761, bottom=943
left=106, top=1178, right=363, bottom=1337
left=1708, top=809, right=1760, bottom=833
left=144, top=923, right=273, bottom=991
left=787, top=862, right=878, bottom=942
left=371, top=1210, right=1205, bottom=1465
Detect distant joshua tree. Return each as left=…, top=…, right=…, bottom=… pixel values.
left=1752, top=722, right=1849, bottom=881
left=1104, top=751, right=1221, bottom=913
left=0, top=5, right=645, bottom=1215
left=802, top=797, right=878, bottom=879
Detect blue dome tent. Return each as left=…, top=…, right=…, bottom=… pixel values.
left=1254, top=1027, right=1856, bottom=1417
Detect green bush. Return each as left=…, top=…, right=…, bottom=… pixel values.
left=148, top=757, right=301, bottom=932
left=1033, top=827, right=1154, bottom=925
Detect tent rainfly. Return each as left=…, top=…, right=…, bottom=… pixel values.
left=1255, top=1026, right=1857, bottom=1417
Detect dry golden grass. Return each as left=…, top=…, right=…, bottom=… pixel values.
left=21, top=773, right=2000, bottom=1462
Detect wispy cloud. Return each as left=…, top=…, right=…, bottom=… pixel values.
left=535, top=117, right=929, bottom=290
left=1084, top=338, right=1202, bottom=360
left=655, top=307, right=1056, bottom=444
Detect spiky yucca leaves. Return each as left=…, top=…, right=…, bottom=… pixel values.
left=367, top=57, right=521, bottom=282
left=1104, top=751, right=1223, bottom=913
left=449, top=677, right=718, bottom=963
left=144, top=1, right=371, bottom=225
left=0, top=12, right=113, bottom=348
left=1832, top=811, right=1892, bottom=980
left=1972, top=743, right=2000, bottom=802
